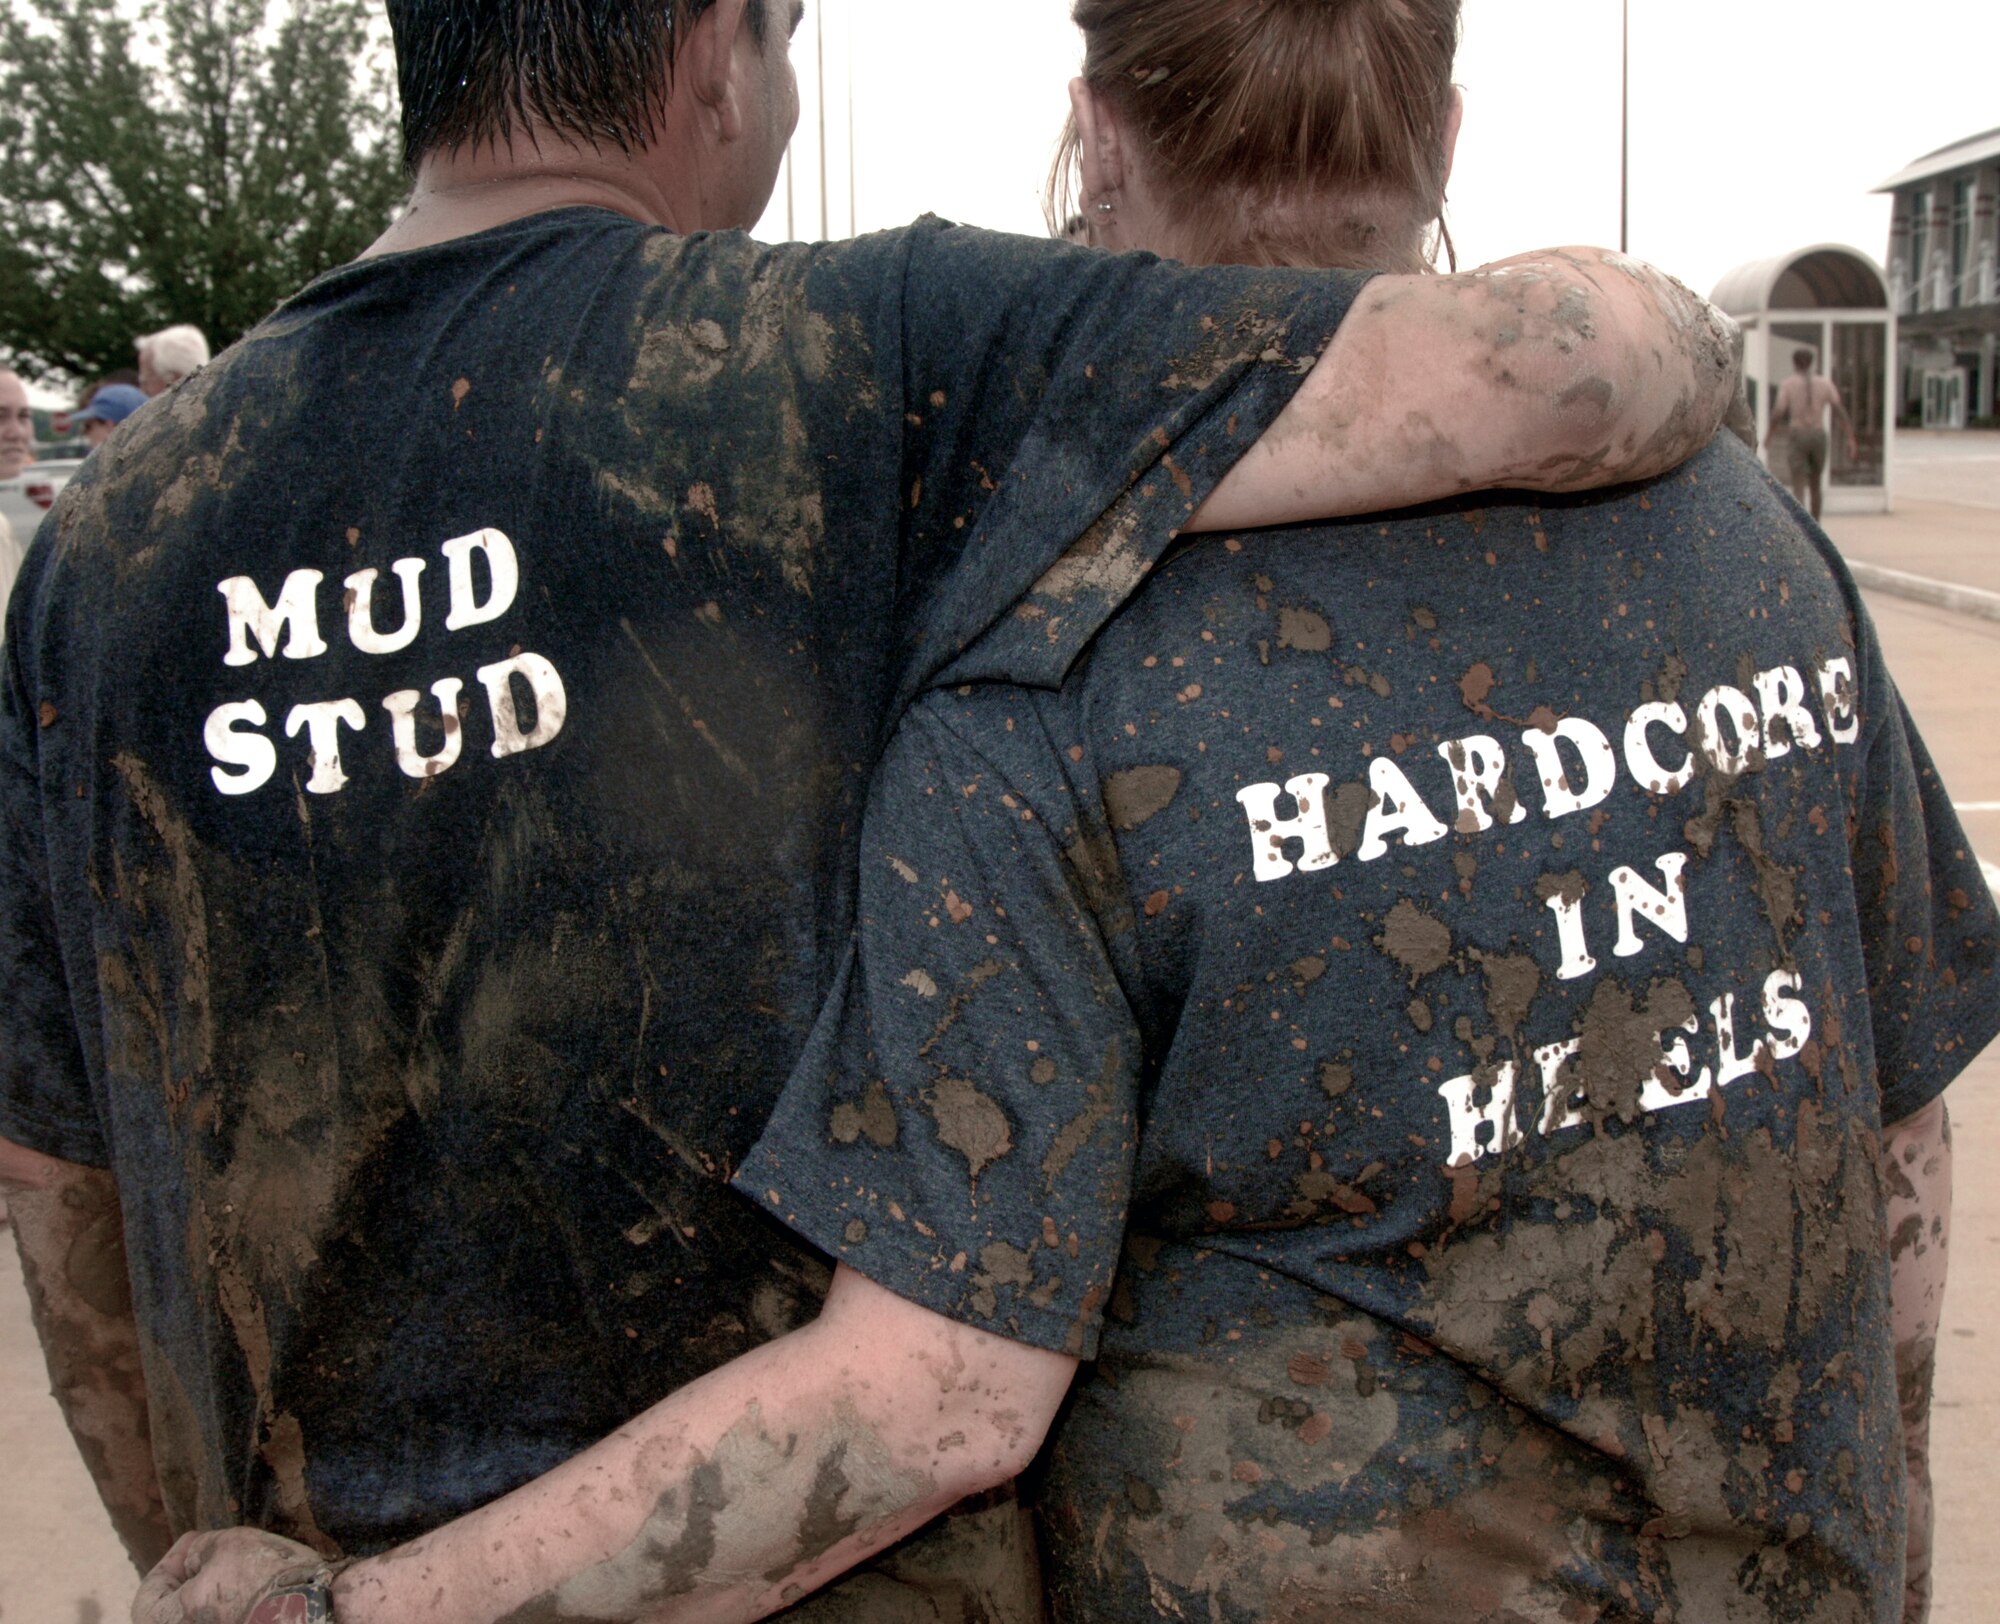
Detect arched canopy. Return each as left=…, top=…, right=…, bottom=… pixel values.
left=1710, top=245, right=1888, bottom=315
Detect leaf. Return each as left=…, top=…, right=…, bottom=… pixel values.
left=0, top=0, right=403, bottom=384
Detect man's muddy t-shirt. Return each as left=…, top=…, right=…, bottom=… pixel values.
left=744, top=437, right=2000, bottom=1622
left=0, top=208, right=1366, bottom=1559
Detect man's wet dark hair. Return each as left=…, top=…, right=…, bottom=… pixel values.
left=1793, top=348, right=1815, bottom=371
left=386, top=0, right=769, bottom=168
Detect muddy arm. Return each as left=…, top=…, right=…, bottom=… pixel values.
left=1884, top=1097, right=1953, bottom=1624
left=1190, top=246, right=1737, bottom=532
left=137, top=1264, right=1074, bottom=1624
left=0, top=1134, right=171, bottom=1572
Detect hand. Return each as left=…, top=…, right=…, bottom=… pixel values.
left=132, top=1528, right=323, bottom=1624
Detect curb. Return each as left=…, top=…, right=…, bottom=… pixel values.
left=1846, top=561, right=2000, bottom=623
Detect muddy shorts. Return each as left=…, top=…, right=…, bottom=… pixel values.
left=1787, top=425, right=1829, bottom=485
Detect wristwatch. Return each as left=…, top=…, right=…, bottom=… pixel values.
left=243, top=1562, right=346, bottom=1623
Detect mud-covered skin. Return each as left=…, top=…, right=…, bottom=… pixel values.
left=464, top=1399, right=933, bottom=1624
left=0, top=206, right=1362, bottom=1586
left=0, top=1157, right=171, bottom=1571
left=1884, top=1097, right=1952, bottom=1624
left=745, top=436, right=2000, bottom=1621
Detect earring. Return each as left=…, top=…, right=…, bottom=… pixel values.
left=1094, top=197, right=1116, bottom=215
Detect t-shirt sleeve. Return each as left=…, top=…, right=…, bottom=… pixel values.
left=0, top=598, right=104, bottom=1165
left=886, top=220, right=1372, bottom=700
left=1845, top=614, right=2000, bottom=1124
left=736, top=689, right=1141, bottom=1359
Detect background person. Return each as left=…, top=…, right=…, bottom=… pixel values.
left=1766, top=344, right=1858, bottom=520
left=70, top=382, right=148, bottom=450
left=740, top=2, right=1994, bottom=1620
left=134, top=323, right=210, bottom=396
left=0, top=369, right=33, bottom=637
left=0, top=0, right=1738, bottom=1619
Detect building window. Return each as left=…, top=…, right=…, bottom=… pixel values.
left=1950, top=178, right=1973, bottom=308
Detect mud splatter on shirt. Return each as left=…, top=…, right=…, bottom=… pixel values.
left=744, top=437, right=2000, bottom=1622
left=0, top=205, right=1366, bottom=1585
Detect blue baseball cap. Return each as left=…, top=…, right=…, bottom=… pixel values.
left=71, top=384, right=148, bottom=426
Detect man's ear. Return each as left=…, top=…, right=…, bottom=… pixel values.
left=681, top=0, right=756, bottom=139
left=1069, top=78, right=1126, bottom=202
left=1440, top=85, right=1465, bottom=195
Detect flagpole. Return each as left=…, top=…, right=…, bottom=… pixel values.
left=817, top=7, right=829, bottom=237
left=1620, top=0, right=1630, bottom=254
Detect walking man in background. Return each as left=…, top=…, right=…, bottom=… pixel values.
left=1768, top=344, right=1859, bottom=518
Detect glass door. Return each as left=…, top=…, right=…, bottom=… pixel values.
left=1830, top=322, right=1887, bottom=488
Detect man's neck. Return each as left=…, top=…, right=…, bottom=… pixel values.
left=363, top=132, right=695, bottom=258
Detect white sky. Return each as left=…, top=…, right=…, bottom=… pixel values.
left=759, top=0, right=2000, bottom=298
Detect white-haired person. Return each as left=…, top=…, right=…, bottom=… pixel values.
left=134, top=323, right=210, bottom=396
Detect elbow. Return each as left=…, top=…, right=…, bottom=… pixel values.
left=930, top=1370, right=1069, bottom=1503
left=1531, top=264, right=1740, bottom=490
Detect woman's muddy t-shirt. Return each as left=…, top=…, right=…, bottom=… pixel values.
left=744, top=436, right=2000, bottom=1622
left=0, top=206, right=1366, bottom=1563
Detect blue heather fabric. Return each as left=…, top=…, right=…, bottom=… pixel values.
left=746, top=435, right=2000, bottom=1622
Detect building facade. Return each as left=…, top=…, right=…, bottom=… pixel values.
left=1880, top=127, right=2000, bottom=427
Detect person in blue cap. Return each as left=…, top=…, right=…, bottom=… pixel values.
left=70, top=382, right=148, bottom=451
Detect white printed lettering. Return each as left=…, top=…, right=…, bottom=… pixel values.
left=1435, top=735, right=1526, bottom=833
left=383, top=679, right=466, bottom=779
left=1710, top=993, right=1764, bottom=1090
left=442, top=528, right=520, bottom=631
left=346, top=559, right=427, bottom=656
left=1637, top=1014, right=1712, bottom=1112
left=477, top=653, right=567, bottom=759
left=1438, top=1064, right=1523, bottom=1167
left=1521, top=718, right=1617, bottom=820
left=1542, top=884, right=1597, bottom=981
left=285, top=699, right=367, bottom=794
left=1237, top=774, right=1336, bottom=882
left=1355, top=759, right=1449, bottom=862
left=218, top=571, right=328, bottom=667
left=1754, top=665, right=1823, bottom=760
left=1761, top=970, right=1812, bottom=1059
left=1609, top=853, right=1690, bottom=958
left=1817, top=656, right=1860, bottom=745
left=1534, top=1038, right=1585, bottom=1134
left=205, top=700, right=277, bottom=796
left=1695, top=685, right=1762, bottom=777
left=1624, top=701, right=1695, bottom=795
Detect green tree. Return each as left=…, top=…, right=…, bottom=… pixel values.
left=0, top=0, right=403, bottom=384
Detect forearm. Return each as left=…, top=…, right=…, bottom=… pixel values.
left=333, top=1267, right=1070, bottom=1624
left=1884, top=1097, right=1953, bottom=1624
left=0, top=1138, right=171, bottom=1570
left=1192, top=245, right=1736, bottom=531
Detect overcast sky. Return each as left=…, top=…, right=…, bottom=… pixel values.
left=759, top=0, right=2000, bottom=298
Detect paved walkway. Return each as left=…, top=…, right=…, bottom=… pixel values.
left=1823, top=498, right=2000, bottom=602
left=0, top=1233, right=135, bottom=1620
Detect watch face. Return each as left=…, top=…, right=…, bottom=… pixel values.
left=244, top=1590, right=325, bottom=1624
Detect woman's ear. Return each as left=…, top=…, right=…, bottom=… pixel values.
left=1069, top=78, right=1126, bottom=203
left=1441, top=85, right=1465, bottom=195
